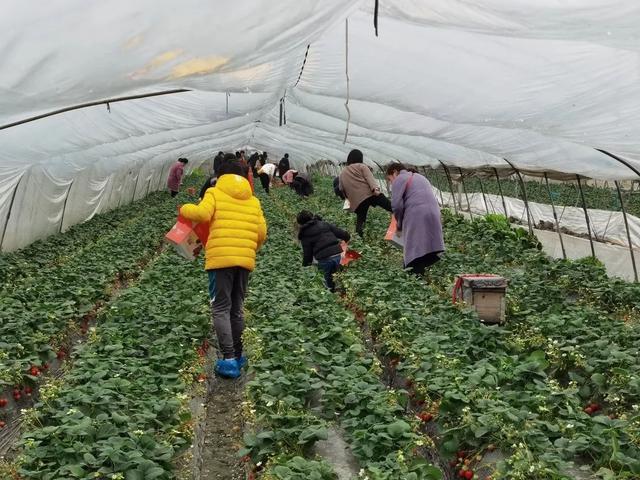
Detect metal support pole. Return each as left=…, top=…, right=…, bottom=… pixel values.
left=615, top=181, right=638, bottom=282
left=442, top=164, right=458, bottom=214
left=478, top=176, right=490, bottom=213
left=435, top=169, right=445, bottom=207
left=59, top=180, right=75, bottom=233
left=429, top=167, right=446, bottom=206
left=493, top=168, right=509, bottom=218
left=544, top=173, right=567, bottom=260
left=458, top=168, right=473, bottom=219
left=512, top=167, right=533, bottom=234
left=576, top=175, right=596, bottom=258
left=145, top=177, right=153, bottom=198
left=0, top=174, right=25, bottom=251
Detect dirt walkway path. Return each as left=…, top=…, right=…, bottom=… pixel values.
left=199, top=375, right=246, bottom=480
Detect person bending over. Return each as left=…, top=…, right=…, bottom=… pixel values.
left=339, top=149, right=391, bottom=236
left=297, top=210, right=350, bottom=292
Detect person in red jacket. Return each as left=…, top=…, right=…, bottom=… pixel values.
left=167, top=158, right=188, bottom=197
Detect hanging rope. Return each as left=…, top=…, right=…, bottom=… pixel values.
left=343, top=19, right=351, bottom=144
left=294, top=44, right=311, bottom=87
left=279, top=90, right=287, bottom=126
left=374, top=0, right=380, bottom=36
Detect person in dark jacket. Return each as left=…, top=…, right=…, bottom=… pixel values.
left=297, top=210, right=350, bottom=292
left=292, top=172, right=313, bottom=197
left=213, top=151, right=224, bottom=176
left=200, top=153, right=238, bottom=199
left=278, top=153, right=290, bottom=179
left=248, top=152, right=260, bottom=177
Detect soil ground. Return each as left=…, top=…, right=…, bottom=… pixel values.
left=200, top=375, right=246, bottom=480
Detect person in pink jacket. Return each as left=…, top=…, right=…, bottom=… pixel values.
left=282, top=169, right=298, bottom=185
left=167, top=158, right=188, bottom=197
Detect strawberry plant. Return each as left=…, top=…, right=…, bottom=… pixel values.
left=14, top=249, right=210, bottom=478
left=292, top=176, right=640, bottom=479
left=0, top=179, right=202, bottom=390
left=240, top=192, right=441, bottom=479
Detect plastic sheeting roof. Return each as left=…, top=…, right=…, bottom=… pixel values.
left=2, top=0, right=640, bottom=250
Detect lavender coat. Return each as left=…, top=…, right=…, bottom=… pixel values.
left=391, top=170, right=444, bottom=265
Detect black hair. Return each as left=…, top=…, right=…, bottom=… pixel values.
left=223, top=153, right=237, bottom=162
left=178, top=157, right=188, bottom=164
left=284, top=153, right=289, bottom=158
left=346, top=149, right=363, bottom=165
left=218, top=160, right=245, bottom=177
left=296, top=210, right=314, bottom=225
left=385, top=162, right=406, bottom=176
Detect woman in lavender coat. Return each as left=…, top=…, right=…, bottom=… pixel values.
left=386, top=163, right=444, bottom=275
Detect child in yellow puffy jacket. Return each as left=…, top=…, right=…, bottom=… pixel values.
left=180, top=160, right=267, bottom=378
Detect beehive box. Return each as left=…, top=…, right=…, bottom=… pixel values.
left=457, top=275, right=507, bottom=324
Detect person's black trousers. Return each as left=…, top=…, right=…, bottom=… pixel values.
left=354, top=194, right=392, bottom=236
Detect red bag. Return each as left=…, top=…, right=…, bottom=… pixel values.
left=165, top=214, right=209, bottom=260
left=339, top=241, right=361, bottom=266
left=385, top=215, right=403, bottom=248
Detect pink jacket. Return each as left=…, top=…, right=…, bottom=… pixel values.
left=167, top=162, right=184, bottom=191
left=282, top=169, right=298, bottom=185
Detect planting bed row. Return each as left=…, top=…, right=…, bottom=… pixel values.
left=239, top=192, right=442, bottom=479
left=281, top=177, right=640, bottom=480
left=2, top=240, right=210, bottom=479
left=0, top=176, right=206, bottom=390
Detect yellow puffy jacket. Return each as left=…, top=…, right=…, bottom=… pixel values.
left=180, top=174, right=267, bottom=271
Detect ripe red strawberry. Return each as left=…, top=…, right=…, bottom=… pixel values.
left=590, top=403, right=601, bottom=412
left=57, top=350, right=66, bottom=360
left=464, top=471, right=474, bottom=480
left=459, top=469, right=466, bottom=478
left=24, top=386, right=33, bottom=396
left=0, top=420, right=5, bottom=428
left=13, top=390, right=21, bottom=401
left=418, top=412, right=433, bottom=422
left=29, top=366, right=40, bottom=376
left=0, top=398, right=7, bottom=408
left=41, top=362, right=49, bottom=371
left=449, top=460, right=458, bottom=467
left=584, top=406, right=594, bottom=415
left=457, top=450, right=467, bottom=459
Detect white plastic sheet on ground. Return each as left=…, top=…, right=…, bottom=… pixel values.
left=435, top=188, right=640, bottom=249
left=3, top=1, right=640, bottom=250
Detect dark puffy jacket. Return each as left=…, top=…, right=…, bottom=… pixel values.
left=199, top=176, right=217, bottom=199
left=292, top=174, right=313, bottom=197
left=278, top=157, right=290, bottom=177
left=298, top=219, right=351, bottom=265
left=213, top=154, right=224, bottom=176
